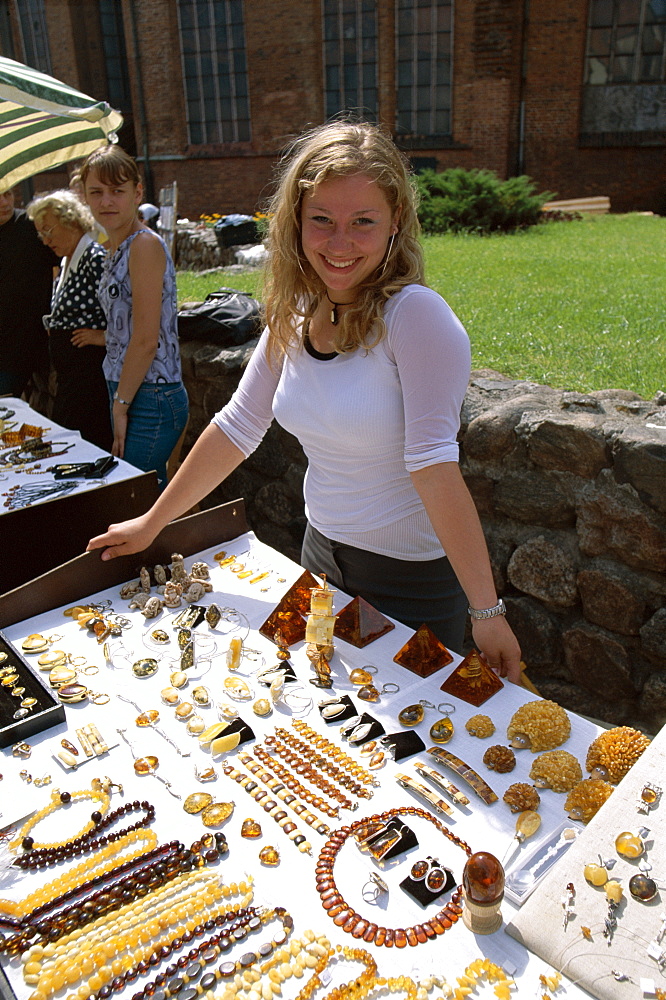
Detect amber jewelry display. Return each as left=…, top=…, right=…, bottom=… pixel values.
left=102, top=904, right=298, bottom=1000
left=8, top=781, right=111, bottom=852
left=427, top=747, right=499, bottom=804
left=236, top=748, right=332, bottom=835
left=413, top=761, right=470, bottom=807
left=256, top=738, right=351, bottom=812
left=117, top=693, right=192, bottom=757
left=116, top=728, right=181, bottom=798
left=315, top=806, right=472, bottom=946
left=266, top=729, right=374, bottom=801
left=21, top=867, right=253, bottom=996
left=251, top=743, right=345, bottom=816
left=395, top=772, right=454, bottom=818
left=290, top=720, right=380, bottom=788
left=221, top=757, right=314, bottom=853
left=11, top=795, right=156, bottom=871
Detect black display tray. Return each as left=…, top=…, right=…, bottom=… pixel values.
left=0, top=628, right=66, bottom=749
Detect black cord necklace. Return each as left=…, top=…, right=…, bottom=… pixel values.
left=325, top=292, right=353, bottom=326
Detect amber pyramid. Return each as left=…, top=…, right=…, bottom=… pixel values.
left=334, top=595, right=395, bottom=648
left=258, top=570, right=319, bottom=646
left=280, top=570, right=320, bottom=616
left=392, top=623, right=454, bottom=678
left=439, top=648, right=504, bottom=707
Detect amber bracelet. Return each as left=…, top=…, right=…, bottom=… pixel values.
left=291, top=720, right=380, bottom=786
left=266, top=732, right=368, bottom=799
left=235, top=750, right=332, bottom=836
left=254, top=741, right=350, bottom=812
left=221, top=761, right=313, bottom=853
left=273, top=726, right=375, bottom=797
left=315, top=806, right=472, bottom=947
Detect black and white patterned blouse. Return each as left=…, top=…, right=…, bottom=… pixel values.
left=47, top=233, right=106, bottom=332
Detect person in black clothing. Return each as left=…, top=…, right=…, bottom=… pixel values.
left=26, top=190, right=112, bottom=450
left=0, top=188, right=58, bottom=396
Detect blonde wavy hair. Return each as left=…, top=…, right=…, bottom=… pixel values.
left=263, top=120, right=424, bottom=359
left=27, top=189, right=96, bottom=234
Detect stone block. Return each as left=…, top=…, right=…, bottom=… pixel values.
left=577, top=566, right=646, bottom=635
left=534, top=678, right=634, bottom=727
left=576, top=472, right=666, bottom=573
left=465, top=405, right=521, bottom=461
left=495, top=471, right=574, bottom=527
left=639, top=671, right=666, bottom=730
left=507, top=535, right=577, bottom=607
left=640, top=609, right=666, bottom=663
left=563, top=622, right=635, bottom=699
left=254, top=481, right=297, bottom=527
left=516, top=412, right=609, bottom=478
left=612, top=425, right=666, bottom=516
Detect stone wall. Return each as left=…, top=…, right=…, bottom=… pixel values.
left=181, top=340, right=666, bottom=734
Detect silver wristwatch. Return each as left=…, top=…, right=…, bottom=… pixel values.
left=468, top=598, right=506, bottom=620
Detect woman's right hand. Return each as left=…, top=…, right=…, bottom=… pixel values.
left=87, top=513, right=157, bottom=561
left=111, top=400, right=129, bottom=459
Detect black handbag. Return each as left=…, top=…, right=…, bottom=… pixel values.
left=177, top=287, right=263, bottom=345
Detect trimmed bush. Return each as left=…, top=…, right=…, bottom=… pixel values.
left=415, top=167, right=554, bottom=234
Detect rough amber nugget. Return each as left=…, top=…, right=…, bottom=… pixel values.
left=440, top=648, right=504, bottom=707
left=393, top=623, right=453, bottom=678
left=335, top=596, right=395, bottom=648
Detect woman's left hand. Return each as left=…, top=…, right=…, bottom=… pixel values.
left=472, top=616, right=522, bottom=683
left=71, top=327, right=106, bottom=348
left=111, top=401, right=128, bottom=459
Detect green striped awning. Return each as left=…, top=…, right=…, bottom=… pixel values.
left=0, top=56, right=123, bottom=193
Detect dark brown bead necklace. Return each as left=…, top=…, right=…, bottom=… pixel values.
left=16, top=799, right=156, bottom=869
left=315, top=806, right=473, bottom=947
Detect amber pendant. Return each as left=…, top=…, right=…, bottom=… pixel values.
left=357, top=684, right=380, bottom=702
left=398, top=702, right=426, bottom=727
left=241, top=817, right=262, bottom=838
left=259, top=845, right=280, bottom=866
left=132, top=658, right=159, bottom=679
left=205, top=603, right=222, bottom=629
left=349, top=667, right=376, bottom=685
left=430, top=715, right=454, bottom=744
left=134, top=755, right=159, bottom=775
left=136, top=709, right=160, bottom=727
left=184, top=792, right=213, bottom=814
left=201, top=801, right=234, bottom=827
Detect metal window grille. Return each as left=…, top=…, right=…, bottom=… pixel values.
left=395, top=0, right=452, bottom=136
left=585, top=0, right=666, bottom=84
left=177, top=0, right=251, bottom=144
left=322, top=0, right=378, bottom=120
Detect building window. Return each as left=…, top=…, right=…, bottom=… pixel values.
left=395, top=0, right=452, bottom=136
left=16, top=0, right=51, bottom=73
left=99, top=0, right=132, bottom=115
left=177, top=0, right=250, bottom=144
left=585, top=0, right=666, bottom=84
left=322, top=0, right=378, bottom=120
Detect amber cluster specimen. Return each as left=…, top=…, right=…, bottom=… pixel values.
left=529, top=750, right=582, bottom=793
left=503, top=783, right=541, bottom=813
left=585, top=726, right=651, bottom=783
left=506, top=699, right=571, bottom=753
left=482, top=746, right=516, bottom=774
left=564, top=777, right=614, bottom=824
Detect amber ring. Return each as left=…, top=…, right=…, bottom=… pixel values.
left=362, top=870, right=389, bottom=902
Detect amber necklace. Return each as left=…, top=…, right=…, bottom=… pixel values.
left=315, top=806, right=472, bottom=946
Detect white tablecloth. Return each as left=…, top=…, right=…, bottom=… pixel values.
left=0, top=396, right=142, bottom=512
left=0, top=531, right=607, bottom=999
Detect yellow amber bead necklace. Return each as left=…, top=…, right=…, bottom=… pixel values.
left=0, top=828, right=157, bottom=918
left=225, top=931, right=333, bottom=1000
left=9, top=785, right=110, bottom=851
left=25, top=871, right=252, bottom=996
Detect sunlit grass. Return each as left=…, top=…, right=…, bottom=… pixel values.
left=177, top=213, right=665, bottom=398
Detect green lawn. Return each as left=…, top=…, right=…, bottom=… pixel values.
left=177, top=213, right=665, bottom=399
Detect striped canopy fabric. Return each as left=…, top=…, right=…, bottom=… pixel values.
left=0, top=56, right=123, bottom=193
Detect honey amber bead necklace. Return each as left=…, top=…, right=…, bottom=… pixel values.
left=8, top=783, right=111, bottom=852
left=221, top=759, right=313, bottom=853
left=235, top=749, right=332, bottom=836
left=315, top=807, right=472, bottom=947
left=26, top=869, right=253, bottom=997
left=0, top=826, right=157, bottom=921
left=253, top=741, right=350, bottom=814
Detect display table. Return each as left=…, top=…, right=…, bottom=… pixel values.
left=0, top=504, right=659, bottom=1000
left=0, top=397, right=158, bottom=590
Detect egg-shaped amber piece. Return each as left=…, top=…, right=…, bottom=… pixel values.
left=614, top=830, right=644, bottom=859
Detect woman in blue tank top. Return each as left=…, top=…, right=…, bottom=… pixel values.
left=81, top=146, right=188, bottom=490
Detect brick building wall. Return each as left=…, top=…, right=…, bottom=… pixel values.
left=2, top=0, right=664, bottom=216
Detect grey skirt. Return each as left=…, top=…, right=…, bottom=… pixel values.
left=301, top=523, right=467, bottom=654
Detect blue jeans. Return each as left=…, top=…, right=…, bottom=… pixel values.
left=107, top=380, right=189, bottom=491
